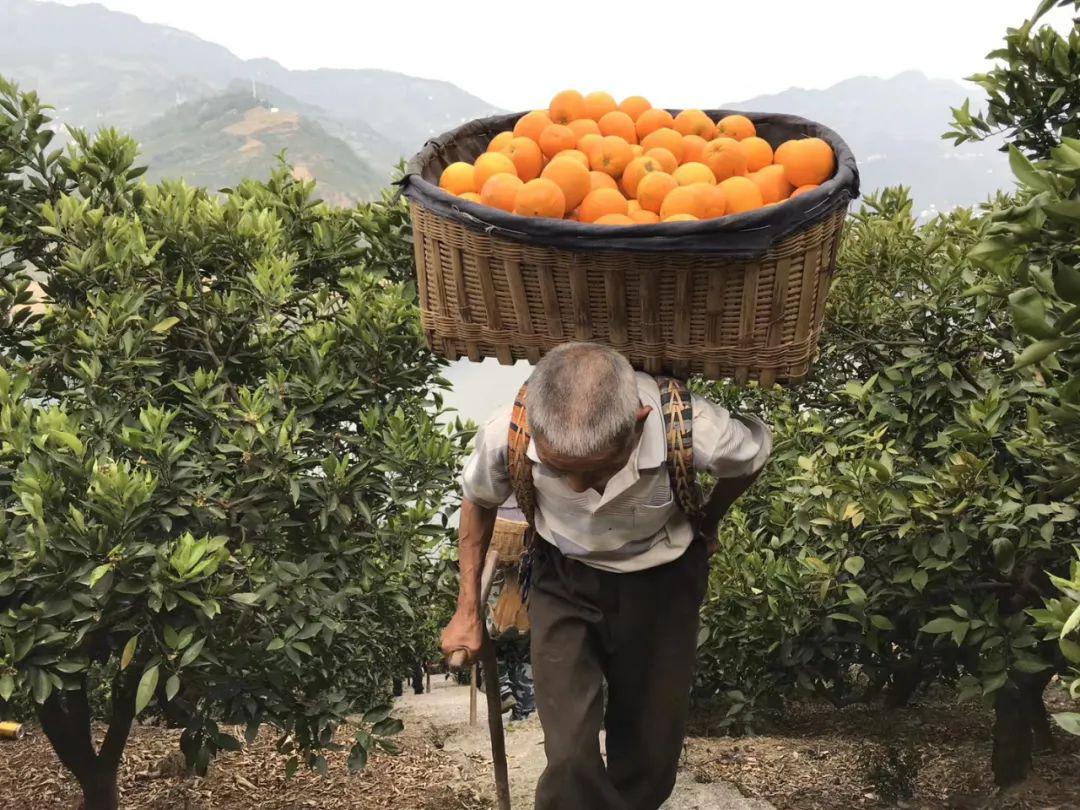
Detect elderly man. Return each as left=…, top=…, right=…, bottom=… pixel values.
left=441, top=342, right=771, bottom=810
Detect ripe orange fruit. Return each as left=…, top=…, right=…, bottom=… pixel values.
left=473, top=151, right=518, bottom=192
left=740, top=136, right=773, bottom=172
left=513, top=110, right=553, bottom=143
left=674, top=109, right=716, bottom=140
left=594, top=213, right=635, bottom=225
left=717, top=114, right=756, bottom=141
left=539, top=124, right=577, bottom=158
left=636, top=171, right=679, bottom=213
left=663, top=213, right=699, bottom=222
left=619, top=95, right=652, bottom=121
left=589, top=170, right=619, bottom=192
left=598, top=110, right=638, bottom=144
left=681, top=134, right=707, bottom=165
left=627, top=199, right=642, bottom=212
left=480, top=173, right=524, bottom=212
left=701, top=138, right=748, bottom=182
left=549, top=90, right=586, bottom=125
left=673, top=162, right=716, bottom=186
left=750, top=164, right=794, bottom=204
left=439, top=162, right=476, bottom=195
left=459, top=191, right=482, bottom=203
left=691, top=183, right=727, bottom=218
left=630, top=144, right=644, bottom=157
left=640, top=127, right=684, bottom=163
left=582, top=91, right=617, bottom=121
left=501, top=137, right=543, bottom=182
left=791, top=183, right=819, bottom=198
left=568, top=118, right=601, bottom=140
left=645, top=147, right=678, bottom=174
left=629, top=209, right=661, bottom=224
left=718, top=176, right=763, bottom=214
left=488, top=131, right=514, bottom=152
left=774, top=137, right=835, bottom=186
left=514, top=177, right=566, bottom=218
left=541, top=156, right=591, bottom=210
left=578, top=132, right=603, bottom=157
left=579, top=187, right=628, bottom=222
left=621, top=155, right=663, bottom=197
left=660, top=185, right=706, bottom=220
left=555, top=149, right=590, bottom=168
left=635, top=108, right=675, bottom=140
left=589, top=135, right=634, bottom=178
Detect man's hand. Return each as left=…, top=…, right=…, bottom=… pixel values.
left=441, top=608, right=484, bottom=665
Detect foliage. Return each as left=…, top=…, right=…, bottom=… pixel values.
left=0, top=75, right=468, bottom=804
left=1030, top=549, right=1080, bottom=734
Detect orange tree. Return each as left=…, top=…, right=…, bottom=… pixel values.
left=0, top=78, right=468, bottom=810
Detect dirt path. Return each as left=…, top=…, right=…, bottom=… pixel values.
left=397, top=678, right=774, bottom=810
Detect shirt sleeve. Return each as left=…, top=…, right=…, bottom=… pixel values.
left=460, top=406, right=514, bottom=508
left=690, top=394, right=773, bottom=479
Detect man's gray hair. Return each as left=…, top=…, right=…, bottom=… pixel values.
left=528, top=342, right=640, bottom=458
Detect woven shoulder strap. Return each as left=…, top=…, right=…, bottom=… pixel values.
left=655, top=375, right=704, bottom=524
left=507, top=383, right=536, bottom=528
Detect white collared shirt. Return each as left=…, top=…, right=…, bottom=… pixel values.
left=460, top=373, right=772, bottom=573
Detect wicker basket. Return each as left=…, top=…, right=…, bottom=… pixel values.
left=403, top=110, right=858, bottom=384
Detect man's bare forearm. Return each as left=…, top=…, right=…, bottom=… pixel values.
left=456, top=497, right=498, bottom=615
left=698, top=469, right=764, bottom=538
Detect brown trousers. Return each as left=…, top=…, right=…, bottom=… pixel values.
left=528, top=538, right=709, bottom=810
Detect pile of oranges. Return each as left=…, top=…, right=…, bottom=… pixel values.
left=437, top=90, right=836, bottom=225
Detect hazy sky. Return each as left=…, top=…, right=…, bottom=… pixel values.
left=54, top=0, right=1069, bottom=108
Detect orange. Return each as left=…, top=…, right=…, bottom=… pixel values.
left=513, top=110, right=553, bottom=143
left=549, top=90, right=586, bottom=125
left=488, top=131, right=514, bottom=152
left=791, top=183, right=819, bottom=198
left=673, top=161, right=716, bottom=186
left=579, top=188, right=629, bottom=223
left=582, top=91, right=617, bottom=121
left=555, top=149, right=590, bottom=168
left=718, top=176, right=763, bottom=214
left=663, top=213, right=699, bottom=222
left=578, top=132, right=603, bottom=157
left=589, top=170, right=619, bottom=192
left=621, top=155, right=664, bottom=197
left=589, top=135, right=634, bottom=178
left=645, top=147, right=678, bottom=174
left=635, top=108, right=675, bottom=140
left=501, top=137, right=543, bottom=182
left=480, top=173, right=523, bottom=212
left=629, top=209, right=661, bottom=224
left=700, top=138, right=748, bottom=182
left=539, top=124, right=577, bottom=158
left=630, top=144, right=644, bottom=157
left=594, top=213, right=635, bottom=225
left=439, top=162, right=476, bottom=195
left=514, top=178, right=566, bottom=218
left=541, top=156, right=591, bottom=210
left=690, top=183, right=727, bottom=218
left=627, top=199, right=642, bottom=213
left=774, top=137, right=835, bottom=186
left=674, top=109, right=716, bottom=140
left=750, top=164, right=793, bottom=204
left=640, top=127, right=684, bottom=163
left=459, top=191, right=482, bottom=203
left=619, top=95, right=652, bottom=121
left=473, top=151, right=518, bottom=192
left=636, top=171, right=679, bottom=214
left=717, top=114, right=756, bottom=141
left=660, top=185, right=706, bottom=220
left=568, top=118, right=601, bottom=140
left=598, top=110, right=638, bottom=144
left=681, top=134, right=707, bottom=165
left=741, top=136, right=774, bottom=172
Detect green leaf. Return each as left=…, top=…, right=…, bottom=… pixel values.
left=165, top=674, right=180, bottom=702
left=363, top=705, right=391, bottom=725
left=135, top=665, right=159, bottom=715
left=920, top=617, right=958, bottom=634
left=1060, top=637, right=1080, bottom=664
left=844, top=556, right=865, bottom=577
left=983, top=670, right=1008, bottom=695
left=347, top=743, right=369, bottom=772
left=828, top=613, right=860, bottom=624
left=152, top=317, right=180, bottom=333
left=1054, top=263, right=1080, bottom=305
left=911, top=569, right=929, bottom=592
left=266, top=638, right=285, bottom=651
left=0, top=673, right=13, bottom=702
left=1013, top=338, right=1067, bottom=369
left=371, top=717, right=404, bottom=737
left=1053, top=712, right=1080, bottom=736
left=1008, top=144, right=1052, bottom=192
left=121, top=635, right=138, bottom=670
left=230, top=592, right=260, bottom=606
left=1062, top=603, right=1080, bottom=639
left=1008, top=287, right=1056, bottom=339
left=992, top=538, right=1016, bottom=573
left=179, top=638, right=205, bottom=668
left=870, top=614, right=895, bottom=631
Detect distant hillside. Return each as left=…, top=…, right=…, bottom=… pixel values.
left=728, top=71, right=1012, bottom=213
left=134, top=91, right=384, bottom=205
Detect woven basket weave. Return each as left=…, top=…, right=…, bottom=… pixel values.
left=405, top=110, right=857, bottom=384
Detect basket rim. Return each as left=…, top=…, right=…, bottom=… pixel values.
left=401, top=108, right=859, bottom=257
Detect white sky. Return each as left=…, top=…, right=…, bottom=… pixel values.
left=53, top=0, right=1072, bottom=109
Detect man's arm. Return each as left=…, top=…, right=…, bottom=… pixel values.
left=440, top=497, right=498, bottom=663
left=696, top=468, right=765, bottom=552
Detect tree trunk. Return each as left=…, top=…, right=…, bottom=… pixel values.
left=77, top=771, right=120, bottom=810
left=883, top=659, right=922, bottom=709
left=1020, top=669, right=1055, bottom=754
left=992, top=685, right=1032, bottom=787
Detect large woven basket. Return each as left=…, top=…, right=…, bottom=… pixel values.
left=403, top=110, right=859, bottom=384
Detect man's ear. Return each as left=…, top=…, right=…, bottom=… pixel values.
left=636, top=405, right=653, bottom=427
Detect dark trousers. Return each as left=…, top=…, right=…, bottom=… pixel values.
left=528, top=538, right=709, bottom=810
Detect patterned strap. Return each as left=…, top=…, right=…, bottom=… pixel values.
left=655, top=375, right=704, bottom=524
left=506, top=383, right=538, bottom=599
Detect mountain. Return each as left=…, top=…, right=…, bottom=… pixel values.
left=727, top=71, right=1012, bottom=213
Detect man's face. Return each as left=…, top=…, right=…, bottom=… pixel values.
left=533, top=406, right=652, bottom=494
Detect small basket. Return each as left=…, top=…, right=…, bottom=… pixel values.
left=402, top=110, right=859, bottom=384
